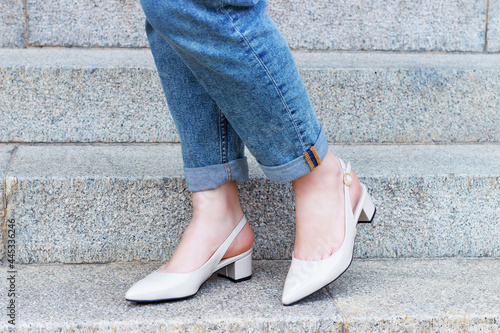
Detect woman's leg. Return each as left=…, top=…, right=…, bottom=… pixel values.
left=146, top=19, right=248, bottom=191
left=140, top=0, right=327, bottom=180
left=143, top=0, right=365, bottom=270
left=146, top=20, right=254, bottom=273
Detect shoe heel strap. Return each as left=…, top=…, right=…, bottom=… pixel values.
left=337, top=157, right=352, bottom=187
left=337, top=157, right=354, bottom=222
left=210, top=216, right=248, bottom=265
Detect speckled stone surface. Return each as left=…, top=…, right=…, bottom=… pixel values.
left=7, top=258, right=500, bottom=332
left=0, top=0, right=25, bottom=47
left=4, top=144, right=499, bottom=264
left=26, top=0, right=147, bottom=47
left=295, top=52, right=500, bottom=143
left=267, top=0, right=487, bottom=51
left=328, top=258, right=500, bottom=332
left=23, top=0, right=487, bottom=51
left=14, top=261, right=342, bottom=332
left=0, top=49, right=176, bottom=143
left=0, top=145, right=16, bottom=265
left=5, top=144, right=187, bottom=264
left=489, top=0, right=500, bottom=52
left=1, top=49, right=500, bottom=143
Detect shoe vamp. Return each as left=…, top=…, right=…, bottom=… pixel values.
left=136, top=272, right=204, bottom=295
left=286, top=248, right=353, bottom=291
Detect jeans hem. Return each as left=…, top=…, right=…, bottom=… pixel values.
left=258, top=126, right=328, bottom=182
left=184, top=157, right=249, bottom=192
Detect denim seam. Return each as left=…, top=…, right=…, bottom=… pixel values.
left=219, top=3, right=307, bottom=151
left=223, top=163, right=229, bottom=181
left=219, top=107, right=228, bottom=163
left=303, top=151, right=315, bottom=170
left=228, top=163, right=233, bottom=180
left=257, top=127, right=328, bottom=182
left=223, top=162, right=233, bottom=181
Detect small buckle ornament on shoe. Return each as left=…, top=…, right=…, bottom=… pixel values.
left=343, top=173, right=352, bottom=186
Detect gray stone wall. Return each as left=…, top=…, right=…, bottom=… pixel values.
left=0, top=0, right=25, bottom=47
left=1, top=0, right=498, bottom=52
left=0, top=0, right=499, bottom=269
left=1, top=49, right=499, bottom=143
left=489, top=0, right=500, bottom=51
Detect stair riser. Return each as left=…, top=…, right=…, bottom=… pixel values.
left=3, top=0, right=499, bottom=52
left=2, top=52, right=500, bottom=143
left=4, top=173, right=498, bottom=264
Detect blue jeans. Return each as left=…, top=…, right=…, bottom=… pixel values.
left=140, top=0, right=328, bottom=191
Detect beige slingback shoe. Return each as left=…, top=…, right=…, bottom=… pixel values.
left=282, top=158, right=376, bottom=305
left=125, top=215, right=252, bottom=302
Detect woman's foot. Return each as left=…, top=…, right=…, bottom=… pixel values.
left=292, top=150, right=362, bottom=261
left=157, top=181, right=254, bottom=273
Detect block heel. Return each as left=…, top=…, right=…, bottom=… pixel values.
left=217, top=248, right=253, bottom=283
left=358, top=186, right=376, bottom=223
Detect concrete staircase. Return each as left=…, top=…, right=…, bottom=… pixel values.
left=1, top=0, right=499, bottom=331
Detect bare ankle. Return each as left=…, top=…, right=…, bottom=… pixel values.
left=192, top=181, right=243, bottom=225
left=292, top=151, right=341, bottom=195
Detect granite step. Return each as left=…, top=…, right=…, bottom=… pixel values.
left=2, top=258, right=499, bottom=332
left=2, top=0, right=498, bottom=52
left=1, top=143, right=499, bottom=264
left=1, top=48, right=500, bottom=144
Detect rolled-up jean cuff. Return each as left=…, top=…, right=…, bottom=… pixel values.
left=258, top=127, right=328, bottom=182
left=184, top=157, right=249, bottom=192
